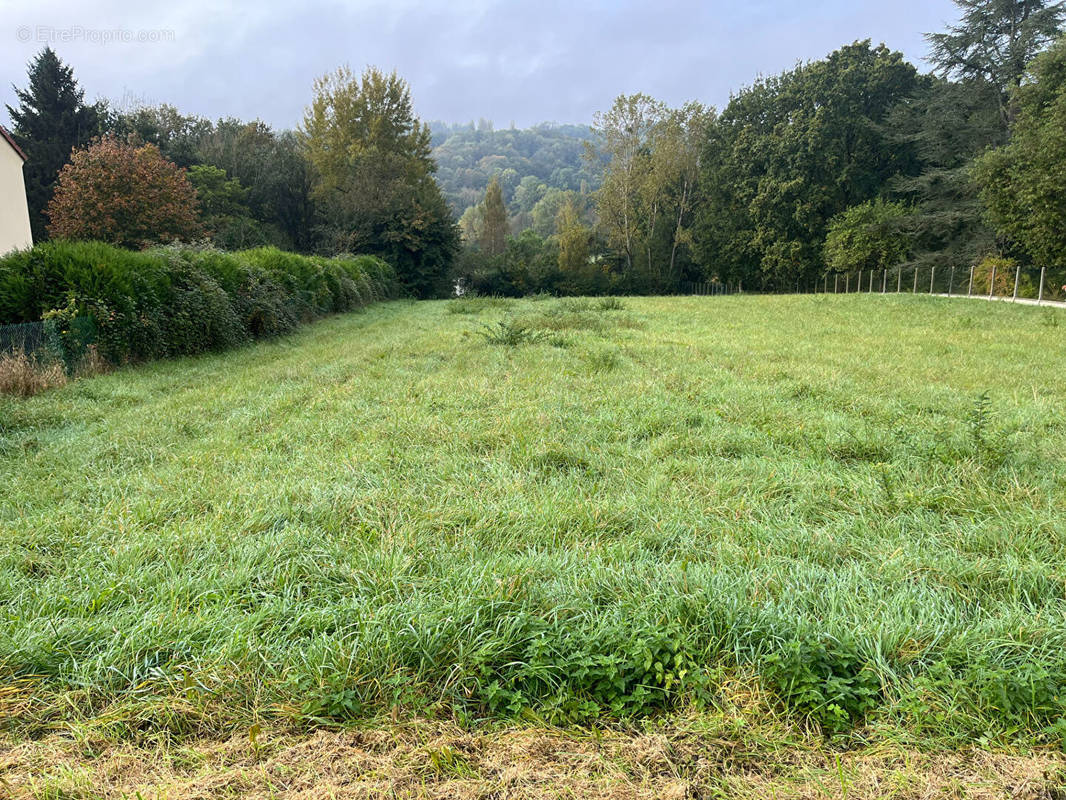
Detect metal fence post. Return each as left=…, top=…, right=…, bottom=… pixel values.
left=834, top=274, right=839, bottom=293
left=913, top=267, right=919, bottom=293
left=968, top=265, right=974, bottom=297
left=1038, top=267, right=1045, bottom=304
left=897, top=268, right=902, bottom=293
left=1013, top=265, right=1021, bottom=302
left=881, top=269, right=887, bottom=293
left=929, top=266, right=935, bottom=294
left=988, top=263, right=996, bottom=299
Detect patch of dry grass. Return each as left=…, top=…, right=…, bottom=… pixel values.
left=0, top=350, right=66, bottom=397
left=2, top=721, right=1065, bottom=799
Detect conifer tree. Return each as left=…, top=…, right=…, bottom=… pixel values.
left=6, top=47, right=101, bottom=241
left=928, top=0, right=1066, bottom=125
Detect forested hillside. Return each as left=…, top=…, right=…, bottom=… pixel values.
left=429, top=121, right=599, bottom=233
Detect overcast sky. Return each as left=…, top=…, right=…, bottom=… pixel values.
left=2, top=0, right=961, bottom=132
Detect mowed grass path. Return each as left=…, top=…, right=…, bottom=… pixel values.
left=2, top=295, right=1065, bottom=741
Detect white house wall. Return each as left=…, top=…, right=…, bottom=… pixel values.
left=0, top=142, right=33, bottom=255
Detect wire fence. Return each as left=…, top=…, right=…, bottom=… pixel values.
left=681, top=280, right=741, bottom=297
left=0, top=318, right=99, bottom=373
left=0, top=321, right=47, bottom=356
left=690, top=265, right=1066, bottom=306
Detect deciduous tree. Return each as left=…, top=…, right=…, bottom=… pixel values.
left=478, top=175, right=509, bottom=256
left=556, top=195, right=590, bottom=274
left=693, top=41, right=920, bottom=290
left=824, top=199, right=910, bottom=275
left=588, top=94, right=666, bottom=278
left=46, top=137, right=200, bottom=248
left=303, top=66, right=459, bottom=296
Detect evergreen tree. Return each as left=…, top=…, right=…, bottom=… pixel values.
left=888, top=1, right=1064, bottom=271
left=6, top=47, right=101, bottom=242
left=478, top=175, right=509, bottom=256
left=888, top=77, right=1005, bottom=270
left=928, top=0, right=1066, bottom=126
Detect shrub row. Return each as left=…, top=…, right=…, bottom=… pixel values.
left=0, top=241, right=395, bottom=365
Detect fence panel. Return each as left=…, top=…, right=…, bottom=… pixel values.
left=686, top=267, right=1066, bottom=304
left=0, top=321, right=46, bottom=356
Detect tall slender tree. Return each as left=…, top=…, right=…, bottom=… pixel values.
left=478, top=175, right=509, bottom=256
left=587, top=94, right=666, bottom=279
left=556, top=195, right=590, bottom=274
left=6, top=47, right=101, bottom=242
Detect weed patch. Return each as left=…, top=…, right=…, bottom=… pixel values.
left=477, top=319, right=549, bottom=346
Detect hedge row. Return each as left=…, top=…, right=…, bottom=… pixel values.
left=0, top=241, right=396, bottom=365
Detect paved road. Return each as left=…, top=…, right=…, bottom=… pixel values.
left=932, top=293, right=1066, bottom=310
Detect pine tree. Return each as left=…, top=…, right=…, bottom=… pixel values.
left=6, top=47, right=101, bottom=242
left=478, top=175, right=509, bottom=257
left=888, top=77, right=1005, bottom=270
left=891, top=1, right=1066, bottom=270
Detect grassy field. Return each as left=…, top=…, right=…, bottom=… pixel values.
left=2, top=294, right=1066, bottom=790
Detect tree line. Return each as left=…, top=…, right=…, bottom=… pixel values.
left=6, top=54, right=458, bottom=297
left=7, top=0, right=1066, bottom=300
left=458, top=0, right=1066, bottom=298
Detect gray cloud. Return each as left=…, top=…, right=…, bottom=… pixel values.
left=3, top=0, right=960, bottom=131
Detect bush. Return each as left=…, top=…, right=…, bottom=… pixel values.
left=972, top=254, right=1020, bottom=297
left=477, top=319, right=549, bottom=347
left=0, top=241, right=396, bottom=366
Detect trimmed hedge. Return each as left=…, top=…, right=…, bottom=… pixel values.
left=0, top=242, right=395, bottom=365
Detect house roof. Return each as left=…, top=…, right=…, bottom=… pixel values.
left=0, top=126, right=27, bottom=162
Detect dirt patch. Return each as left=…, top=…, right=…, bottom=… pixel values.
left=2, top=721, right=1065, bottom=799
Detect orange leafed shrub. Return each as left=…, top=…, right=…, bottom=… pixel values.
left=46, top=136, right=201, bottom=248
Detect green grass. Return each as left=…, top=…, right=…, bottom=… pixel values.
left=2, top=294, right=1065, bottom=744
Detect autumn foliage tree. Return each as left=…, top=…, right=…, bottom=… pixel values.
left=46, top=137, right=201, bottom=248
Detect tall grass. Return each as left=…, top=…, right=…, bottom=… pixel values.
left=1, top=294, right=1065, bottom=744
left=0, top=350, right=66, bottom=396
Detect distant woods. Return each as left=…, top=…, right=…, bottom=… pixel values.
left=458, top=0, right=1066, bottom=297
left=6, top=0, right=1066, bottom=299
